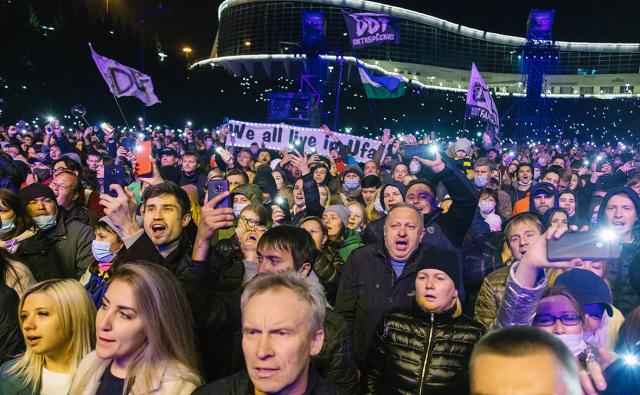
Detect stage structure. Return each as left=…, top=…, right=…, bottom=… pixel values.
left=267, top=11, right=328, bottom=126
left=506, top=9, right=564, bottom=141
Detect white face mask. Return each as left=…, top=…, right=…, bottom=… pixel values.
left=556, top=333, right=587, bottom=356
left=478, top=200, right=496, bottom=214
left=233, top=203, right=249, bottom=218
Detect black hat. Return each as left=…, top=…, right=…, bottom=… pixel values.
left=531, top=182, right=555, bottom=197
left=555, top=269, right=613, bottom=317
left=19, top=183, right=56, bottom=207
left=416, top=248, right=461, bottom=288
left=160, top=147, right=178, bottom=157
left=379, top=180, right=407, bottom=210
left=253, top=165, right=277, bottom=199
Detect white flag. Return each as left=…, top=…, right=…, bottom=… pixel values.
left=466, top=63, right=499, bottom=132
left=89, top=43, right=160, bottom=106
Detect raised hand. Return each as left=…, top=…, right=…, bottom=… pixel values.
left=99, top=184, right=139, bottom=236
left=290, top=149, right=310, bottom=176
left=413, top=151, right=445, bottom=173
left=138, top=156, right=164, bottom=186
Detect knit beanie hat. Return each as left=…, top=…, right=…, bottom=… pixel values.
left=341, top=164, right=364, bottom=181
left=416, top=248, right=461, bottom=288
left=454, top=138, right=472, bottom=155
left=19, top=183, right=56, bottom=207
left=324, top=205, right=351, bottom=227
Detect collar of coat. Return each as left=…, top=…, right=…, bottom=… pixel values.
left=410, top=299, right=461, bottom=323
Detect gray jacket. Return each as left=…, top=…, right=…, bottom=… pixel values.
left=491, top=262, right=547, bottom=330
left=47, top=211, right=95, bottom=280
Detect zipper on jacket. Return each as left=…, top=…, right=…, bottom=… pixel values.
left=418, top=313, right=435, bottom=395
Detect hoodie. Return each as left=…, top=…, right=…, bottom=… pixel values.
left=596, top=187, right=640, bottom=313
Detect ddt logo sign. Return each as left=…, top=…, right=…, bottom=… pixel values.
left=342, top=11, right=401, bottom=48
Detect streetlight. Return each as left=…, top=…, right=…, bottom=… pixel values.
left=182, top=46, right=193, bottom=64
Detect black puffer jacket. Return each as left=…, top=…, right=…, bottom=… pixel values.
left=364, top=302, right=485, bottom=395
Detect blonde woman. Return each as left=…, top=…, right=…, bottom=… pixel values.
left=0, top=279, right=96, bottom=394
left=70, top=261, right=202, bottom=395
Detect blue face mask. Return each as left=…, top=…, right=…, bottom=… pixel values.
left=92, top=240, right=117, bottom=263
left=474, top=175, right=490, bottom=187
left=0, top=216, right=16, bottom=236
left=33, top=215, right=57, bottom=231
left=343, top=180, right=360, bottom=191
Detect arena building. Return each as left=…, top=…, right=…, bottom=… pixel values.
left=193, top=0, right=640, bottom=98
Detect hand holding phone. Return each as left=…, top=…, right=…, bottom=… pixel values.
left=134, top=141, right=153, bottom=177
left=207, top=180, right=230, bottom=209
left=547, top=231, right=621, bottom=262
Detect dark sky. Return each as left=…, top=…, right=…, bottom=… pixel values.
left=2, top=0, right=639, bottom=132
left=92, top=0, right=640, bottom=65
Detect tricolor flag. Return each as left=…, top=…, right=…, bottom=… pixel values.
left=89, top=43, right=160, bottom=106
left=357, top=63, right=405, bottom=99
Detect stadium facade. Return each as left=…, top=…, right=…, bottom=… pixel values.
left=193, top=0, right=640, bottom=98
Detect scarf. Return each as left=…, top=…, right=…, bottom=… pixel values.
left=0, top=229, right=36, bottom=254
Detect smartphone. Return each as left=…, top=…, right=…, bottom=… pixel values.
left=275, top=196, right=292, bottom=223
left=547, top=231, right=622, bottom=262
left=401, top=144, right=436, bottom=160
left=134, top=141, right=153, bottom=177
left=207, top=180, right=229, bottom=208
left=122, top=138, right=137, bottom=152
left=104, top=165, right=126, bottom=197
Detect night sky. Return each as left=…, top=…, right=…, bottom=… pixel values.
left=1, top=0, right=639, bottom=141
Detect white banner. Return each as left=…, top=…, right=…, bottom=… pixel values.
left=227, top=120, right=381, bottom=163
left=89, top=43, right=160, bottom=107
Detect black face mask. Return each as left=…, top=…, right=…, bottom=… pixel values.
left=33, top=169, right=51, bottom=181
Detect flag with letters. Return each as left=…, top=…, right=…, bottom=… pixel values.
left=89, top=43, right=160, bottom=106
left=466, top=63, right=499, bottom=140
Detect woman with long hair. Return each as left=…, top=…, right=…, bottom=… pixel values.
left=0, top=279, right=95, bottom=394
left=0, top=189, right=62, bottom=281
left=69, top=262, right=202, bottom=394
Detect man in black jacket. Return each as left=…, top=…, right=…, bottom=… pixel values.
left=335, top=203, right=426, bottom=369
left=193, top=271, right=346, bottom=395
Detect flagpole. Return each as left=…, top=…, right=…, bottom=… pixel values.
left=351, top=49, right=379, bottom=132
left=111, top=94, right=130, bottom=128
left=333, top=54, right=345, bottom=132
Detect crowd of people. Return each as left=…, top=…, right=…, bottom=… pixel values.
left=0, top=118, right=639, bottom=394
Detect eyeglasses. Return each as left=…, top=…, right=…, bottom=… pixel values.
left=533, top=314, right=582, bottom=327
left=49, top=182, right=72, bottom=192
left=238, top=216, right=259, bottom=227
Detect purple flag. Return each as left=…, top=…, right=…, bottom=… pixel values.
left=89, top=43, right=160, bottom=106
left=466, top=63, right=499, bottom=133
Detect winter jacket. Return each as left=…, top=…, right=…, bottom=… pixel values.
left=193, top=368, right=348, bottom=395
left=597, top=187, right=640, bottom=313
left=46, top=210, right=95, bottom=280
left=334, top=243, right=427, bottom=368
left=0, top=285, right=23, bottom=367
left=313, top=246, right=345, bottom=306
left=69, top=351, right=199, bottom=395
left=364, top=303, right=484, bottom=395
left=12, top=230, right=62, bottom=281
left=335, top=228, right=364, bottom=263
left=492, top=262, right=547, bottom=330
left=462, top=231, right=508, bottom=313
left=64, top=204, right=97, bottom=228
left=473, top=265, right=510, bottom=330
